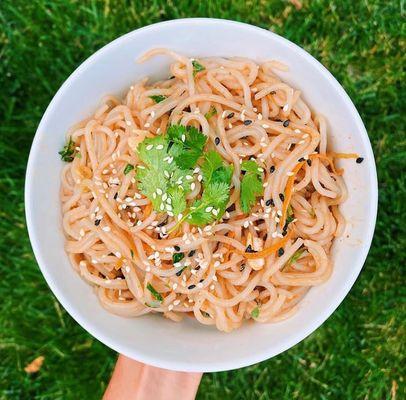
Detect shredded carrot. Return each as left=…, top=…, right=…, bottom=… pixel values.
left=143, top=203, right=152, bottom=218
left=329, top=152, right=359, bottom=159
left=114, top=258, right=124, bottom=270
left=239, top=230, right=294, bottom=259
left=280, top=162, right=305, bottom=228
left=309, top=154, right=342, bottom=175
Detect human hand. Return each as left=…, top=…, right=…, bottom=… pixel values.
left=103, top=355, right=202, bottom=400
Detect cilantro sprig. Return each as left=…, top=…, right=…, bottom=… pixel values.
left=240, top=160, right=264, bottom=213
left=205, top=106, right=217, bottom=120
left=146, top=283, right=163, bottom=303
left=149, top=95, right=167, bottom=103
left=136, top=125, right=207, bottom=217
left=192, top=60, right=205, bottom=76
left=59, top=138, right=76, bottom=162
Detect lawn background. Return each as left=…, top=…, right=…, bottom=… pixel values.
left=0, top=1, right=404, bottom=399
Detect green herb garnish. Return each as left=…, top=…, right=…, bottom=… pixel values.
left=172, top=253, right=185, bottom=264
left=124, top=164, right=134, bottom=175
left=201, top=150, right=233, bottom=186
left=205, top=106, right=217, bottom=120
left=149, top=95, right=167, bottom=103
left=146, top=283, right=163, bottom=303
left=192, top=60, right=205, bottom=76
left=240, top=160, right=264, bottom=213
left=286, top=204, right=294, bottom=224
left=136, top=126, right=206, bottom=215
left=130, top=249, right=134, bottom=259
left=59, top=138, right=75, bottom=162
left=288, top=249, right=305, bottom=265
left=251, top=307, right=260, bottom=318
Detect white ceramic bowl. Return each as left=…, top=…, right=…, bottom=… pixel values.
left=25, top=18, right=378, bottom=372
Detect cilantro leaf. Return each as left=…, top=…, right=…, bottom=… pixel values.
left=286, top=204, right=294, bottom=224
left=59, top=138, right=75, bottom=162
left=149, top=95, right=167, bottom=103
left=124, top=164, right=134, bottom=174
left=167, top=125, right=207, bottom=169
left=192, top=60, right=205, bottom=76
left=240, top=160, right=263, bottom=213
left=187, top=181, right=230, bottom=226
left=288, top=249, right=305, bottom=265
left=251, top=307, right=260, bottom=318
left=201, top=150, right=233, bottom=185
left=146, top=283, right=163, bottom=302
left=205, top=106, right=217, bottom=120
left=136, top=133, right=192, bottom=215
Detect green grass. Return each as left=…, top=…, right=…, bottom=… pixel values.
left=0, top=0, right=405, bottom=399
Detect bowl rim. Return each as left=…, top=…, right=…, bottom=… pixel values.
left=25, top=17, right=378, bottom=372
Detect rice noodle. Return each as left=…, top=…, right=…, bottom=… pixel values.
left=60, top=50, right=350, bottom=332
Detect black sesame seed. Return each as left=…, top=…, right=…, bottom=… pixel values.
left=265, top=199, right=272, bottom=207
left=282, top=230, right=288, bottom=237
left=283, top=120, right=290, bottom=127
left=270, top=199, right=275, bottom=207
left=188, top=250, right=196, bottom=257
left=215, top=137, right=220, bottom=145
left=243, top=120, right=252, bottom=126
left=174, top=245, right=181, bottom=251
left=157, top=217, right=168, bottom=227
left=307, top=159, right=312, bottom=166
left=356, top=157, right=364, bottom=164
left=278, top=248, right=285, bottom=257
left=195, top=266, right=201, bottom=271
left=241, top=170, right=247, bottom=175
left=245, top=245, right=257, bottom=253
left=279, top=193, right=285, bottom=201
left=188, top=284, right=196, bottom=290
left=175, top=268, right=185, bottom=277
left=269, top=165, right=275, bottom=173
left=240, top=264, right=246, bottom=271
left=113, top=192, right=118, bottom=200
left=298, top=157, right=305, bottom=162
left=270, top=91, right=276, bottom=95
left=94, top=219, right=101, bottom=226
left=227, top=112, right=235, bottom=119
left=199, top=279, right=204, bottom=283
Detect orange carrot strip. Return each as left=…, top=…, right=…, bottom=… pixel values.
left=328, top=152, right=359, bottom=159
left=279, top=162, right=305, bottom=228
left=239, top=230, right=294, bottom=260
left=309, top=154, right=341, bottom=175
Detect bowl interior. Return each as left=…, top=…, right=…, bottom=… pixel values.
left=25, top=19, right=377, bottom=372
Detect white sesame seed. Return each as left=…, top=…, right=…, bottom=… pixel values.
left=302, top=133, right=309, bottom=139
left=262, top=124, right=270, bottom=128
left=177, top=214, right=183, bottom=221
left=212, top=275, right=218, bottom=281
left=168, top=305, right=174, bottom=311
left=156, top=144, right=164, bottom=150
left=173, top=299, right=180, bottom=306
left=167, top=211, right=174, bottom=217
left=205, top=206, right=213, bottom=212
left=294, top=129, right=301, bottom=133
left=283, top=104, right=289, bottom=112
left=144, top=122, right=150, bottom=128
left=115, top=251, right=122, bottom=258
left=214, top=261, right=221, bottom=267
left=272, top=231, right=278, bottom=238
left=125, top=266, right=130, bottom=273
left=156, top=188, right=163, bottom=195
left=92, top=259, right=98, bottom=264
left=243, top=221, right=249, bottom=228
left=146, top=266, right=151, bottom=271
left=287, top=171, right=294, bottom=176
left=185, top=175, right=193, bottom=180
left=257, top=113, right=263, bottom=120
left=172, top=283, right=178, bottom=290
left=197, top=174, right=203, bottom=182
left=263, top=182, right=268, bottom=188
left=191, top=182, right=196, bottom=191
left=298, top=140, right=305, bottom=144
left=210, top=284, right=215, bottom=290
left=166, top=204, right=172, bottom=211
left=102, top=226, right=111, bottom=232
left=275, top=217, right=280, bottom=223
left=146, top=144, right=153, bottom=150
left=79, top=229, right=85, bottom=237
left=162, top=193, right=168, bottom=201
left=221, top=110, right=227, bottom=118
left=181, top=134, right=186, bottom=142
left=212, top=209, right=219, bottom=216
left=151, top=111, right=156, bottom=118
left=197, top=282, right=203, bottom=288
left=277, top=210, right=283, bottom=217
